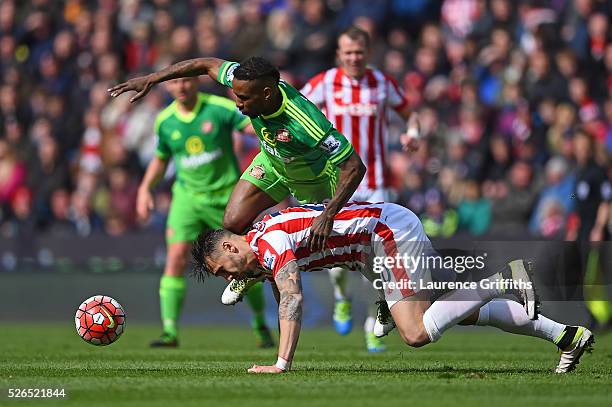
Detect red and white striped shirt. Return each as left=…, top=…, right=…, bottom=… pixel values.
left=246, top=202, right=384, bottom=277
left=301, top=67, right=408, bottom=191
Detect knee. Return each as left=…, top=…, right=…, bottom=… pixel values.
left=223, top=210, right=248, bottom=233
left=164, top=247, right=190, bottom=276
left=398, top=326, right=430, bottom=348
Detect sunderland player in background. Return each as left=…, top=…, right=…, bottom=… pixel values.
left=137, top=76, right=273, bottom=348
left=301, top=26, right=419, bottom=351
left=192, top=202, right=594, bottom=374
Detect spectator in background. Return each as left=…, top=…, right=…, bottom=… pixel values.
left=0, top=138, right=26, bottom=207
left=47, top=188, right=75, bottom=236
left=486, top=160, right=537, bottom=237
left=262, top=8, right=296, bottom=69
left=421, top=188, right=458, bottom=238
left=457, top=178, right=491, bottom=236
left=288, top=0, right=335, bottom=81
left=107, top=165, right=138, bottom=230
left=27, top=135, right=71, bottom=229
left=529, top=156, right=575, bottom=238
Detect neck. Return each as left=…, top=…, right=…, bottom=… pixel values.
left=262, top=85, right=282, bottom=116
left=177, top=95, right=198, bottom=113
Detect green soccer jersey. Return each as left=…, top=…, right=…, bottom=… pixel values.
left=155, top=92, right=250, bottom=193
left=216, top=61, right=354, bottom=182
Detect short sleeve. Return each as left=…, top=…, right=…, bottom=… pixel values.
left=216, top=61, right=240, bottom=88
left=316, top=128, right=355, bottom=166
left=385, top=74, right=408, bottom=112
left=154, top=115, right=171, bottom=160
left=300, top=72, right=326, bottom=106
left=230, top=110, right=251, bottom=131
left=257, top=232, right=297, bottom=277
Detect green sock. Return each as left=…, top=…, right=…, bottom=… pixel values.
left=159, top=275, right=186, bottom=338
left=246, top=281, right=266, bottom=328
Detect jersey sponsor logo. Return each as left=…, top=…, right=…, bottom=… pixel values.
left=180, top=149, right=222, bottom=168
left=263, top=250, right=276, bottom=270
left=332, top=102, right=377, bottom=116
left=260, top=141, right=295, bottom=163
left=171, top=130, right=182, bottom=140
left=185, top=136, right=204, bottom=154
left=260, top=127, right=276, bottom=146
left=249, top=164, right=266, bottom=180
left=275, top=128, right=292, bottom=142
left=320, top=135, right=341, bottom=154
left=201, top=121, right=214, bottom=133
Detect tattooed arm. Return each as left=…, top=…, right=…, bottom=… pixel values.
left=248, top=261, right=303, bottom=374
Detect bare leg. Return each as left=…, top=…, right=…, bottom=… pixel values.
left=223, top=179, right=284, bottom=233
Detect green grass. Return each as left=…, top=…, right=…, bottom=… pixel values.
left=1, top=324, right=611, bottom=407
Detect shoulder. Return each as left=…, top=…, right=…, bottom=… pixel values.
left=155, top=102, right=177, bottom=132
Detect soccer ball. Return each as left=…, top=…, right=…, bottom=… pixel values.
left=75, top=295, right=126, bottom=346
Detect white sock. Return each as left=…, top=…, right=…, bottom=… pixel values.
left=364, top=316, right=375, bottom=334
left=329, top=267, right=349, bottom=301
left=476, top=299, right=565, bottom=343
left=422, top=273, right=505, bottom=342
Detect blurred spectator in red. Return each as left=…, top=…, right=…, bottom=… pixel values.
left=0, top=138, right=26, bottom=205
left=107, top=165, right=138, bottom=229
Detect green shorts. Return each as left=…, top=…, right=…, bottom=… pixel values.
left=241, top=152, right=339, bottom=204
left=166, top=182, right=233, bottom=244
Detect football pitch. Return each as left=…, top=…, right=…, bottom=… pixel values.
left=1, top=324, right=611, bottom=407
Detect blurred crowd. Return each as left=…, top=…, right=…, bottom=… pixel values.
left=0, top=0, right=610, bottom=240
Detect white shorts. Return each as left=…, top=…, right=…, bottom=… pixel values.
left=361, top=203, right=433, bottom=309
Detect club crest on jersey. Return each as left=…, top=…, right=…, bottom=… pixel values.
left=249, top=164, right=266, bottom=180
left=201, top=121, right=214, bottom=133
left=275, top=128, right=292, bottom=142
left=320, top=135, right=341, bottom=154
left=253, top=221, right=265, bottom=232
left=263, top=250, right=276, bottom=270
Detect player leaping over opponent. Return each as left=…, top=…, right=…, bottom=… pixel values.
left=191, top=202, right=594, bottom=374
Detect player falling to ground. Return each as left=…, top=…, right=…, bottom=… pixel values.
left=192, top=202, right=594, bottom=374
left=301, top=26, right=419, bottom=351
left=110, top=57, right=409, bottom=320
left=136, top=76, right=272, bottom=348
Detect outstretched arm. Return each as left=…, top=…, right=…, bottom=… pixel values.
left=108, top=57, right=226, bottom=103
left=307, top=151, right=366, bottom=251
left=248, top=261, right=303, bottom=374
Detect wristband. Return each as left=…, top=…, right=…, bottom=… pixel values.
left=275, top=356, right=289, bottom=371
left=407, top=127, right=421, bottom=140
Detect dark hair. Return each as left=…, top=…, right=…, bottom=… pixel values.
left=191, top=229, right=229, bottom=282
left=233, top=57, right=280, bottom=84
left=339, top=26, right=370, bottom=48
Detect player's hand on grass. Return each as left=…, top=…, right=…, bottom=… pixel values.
left=247, top=364, right=285, bottom=374
left=108, top=75, right=154, bottom=103
left=136, top=188, right=154, bottom=223
left=308, top=213, right=333, bottom=252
